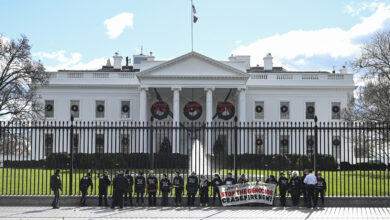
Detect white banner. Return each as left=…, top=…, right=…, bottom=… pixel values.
left=218, top=182, right=276, bottom=206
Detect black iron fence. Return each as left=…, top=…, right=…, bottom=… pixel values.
left=0, top=118, right=389, bottom=197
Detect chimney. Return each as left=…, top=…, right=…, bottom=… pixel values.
left=126, top=56, right=129, bottom=66
left=340, top=65, right=347, bottom=73
left=106, top=59, right=112, bottom=67
left=263, top=53, right=273, bottom=71
left=113, top=52, right=123, bottom=70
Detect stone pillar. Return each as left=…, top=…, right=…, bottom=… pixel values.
left=238, top=87, right=247, bottom=154
left=172, top=87, right=181, bottom=154
left=139, top=86, right=148, bottom=153
left=205, top=87, right=214, bottom=154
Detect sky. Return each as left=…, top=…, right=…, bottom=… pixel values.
left=1, top=0, right=390, bottom=73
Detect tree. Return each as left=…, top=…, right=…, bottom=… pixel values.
left=0, top=34, right=48, bottom=121
left=345, top=31, right=390, bottom=161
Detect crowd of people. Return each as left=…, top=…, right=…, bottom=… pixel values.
left=49, top=169, right=326, bottom=209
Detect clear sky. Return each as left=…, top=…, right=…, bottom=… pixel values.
left=1, top=0, right=390, bottom=72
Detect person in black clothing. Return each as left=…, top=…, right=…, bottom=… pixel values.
left=211, top=174, right=222, bottom=205
left=124, top=170, right=134, bottom=206
left=134, top=171, right=146, bottom=206
left=302, top=169, right=309, bottom=207
left=111, top=171, right=128, bottom=209
left=147, top=170, right=158, bottom=206
left=314, top=172, right=327, bottom=207
left=160, top=174, right=171, bottom=206
left=199, top=174, right=210, bottom=207
left=186, top=171, right=199, bottom=206
left=98, top=170, right=111, bottom=206
left=79, top=173, right=93, bottom=206
left=288, top=171, right=301, bottom=206
left=238, top=174, right=248, bottom=184
left=173, top=171, right=184, bottom=206
left=265, top=174, right=277, bottom=185
left=278, top=172, right=289, bottom=207
left=50, top=169, right=62, bottom=209
left=224, top=173, right=236, bottom=185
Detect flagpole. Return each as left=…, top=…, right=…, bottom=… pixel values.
left=191, top=0, right=193, bottom=52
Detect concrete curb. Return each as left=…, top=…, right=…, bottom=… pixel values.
left=0, top=195, right=389, bottom=207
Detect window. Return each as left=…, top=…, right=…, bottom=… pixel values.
left=280, top=102, right=290, bottom=120
left=95, top=100, right=105, bottom=118
left=45, top=100, right=54, bottom=118
left=331, top=102, right=341, bottom=120
left=72, top=134, right=79, bottom=154
left=254, top=101, right=264, bottom=120
left=306, top=135, right=315, bottom=155
left=70, top=100, right=80, bottom=118
left=255, top=134, right=264, bottom=154
left=121, top=101, right=131, bottom=119
left=279, top=135, right=289, bottom=154
left=96, top=134, right=104, bottom=153
left=305, top=102, right=315, bottom=119
left=44, top=133, right=53, bottom=156
left=332, top=136, right=341, bottom=160
left=120, top=134, right=129, bottom=153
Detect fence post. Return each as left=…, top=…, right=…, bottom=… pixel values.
left=314, top=116, right=318, bottom=175
left=69, top=115, right=74, bottom=195
left=150, top=117, right=154, bottom=169
left=234, top=116, right=238, bottom=181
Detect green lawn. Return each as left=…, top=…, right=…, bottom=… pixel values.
left=0, top=168, right=389, bottom=196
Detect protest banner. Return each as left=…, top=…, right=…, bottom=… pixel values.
left=218, top=182, right=276, bottom=206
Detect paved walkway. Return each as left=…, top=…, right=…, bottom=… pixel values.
left=0, top=207, right=389, bottom=219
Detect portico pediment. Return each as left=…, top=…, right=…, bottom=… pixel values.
left=136, top=51, right=249, bottom=80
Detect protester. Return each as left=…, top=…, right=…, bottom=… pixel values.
left=186, top=171, right=199, bottom=206
left=303, top=169, right=317, bottom=208
left=302, top=169, right=309, bottom=207
left=146, top=170, right=158, bottom=206
left=134, top=171, right=146, bottom=206
left=124, top=170, right=134, bottom=206
left=211, top=174, right=223, bottom=205
left=159, top=174, right=171, bottom=206
left=238, top=174, right=248, bottom=184
left=98, top=170, right=111, bottom=207
left=79, top=173, right=93, bottom=206
left=199, top=174, right=210, bottom=207
left=111, top=171, right=128, bottom=209
left=314, top=172, right=327, bottom=207
left=265, top=175, right=277, bottom=185
left=224, top=173, right=236, bottom=185
left=50, top=169, right=62, bottom=209
left=278, top=172, right=289, bottom=207
left=173, top=171, right=184, bottom=206
left=288, top=170, right=301, bottom=206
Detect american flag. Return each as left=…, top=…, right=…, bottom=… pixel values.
left=192, top=4, right=197, bottom=14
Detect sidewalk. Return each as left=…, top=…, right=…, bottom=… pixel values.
left=0, top=206, right=389, bottom=219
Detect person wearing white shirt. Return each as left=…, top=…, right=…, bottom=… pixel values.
left=303, top=170, right=317, bottom=208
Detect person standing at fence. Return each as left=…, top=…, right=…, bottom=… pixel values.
left=278, top=172, right=289, bottom=207
left=288, top=171, right=301, bottom=206
left=303, top=169, right=317, bottom=208
left=265, top=175, right=277, bottom=185
left=98, top=170, right=111, bottom=206
left=211, top=174, right=222, bottom=205
left=173, top=172, right=184, bottom=206
left=186, top=171, right=199, bottom=207
left=224, top=172, right=236, bottom=185
left=50, top=169, right=62, bottom=209
left=314, top=172, right=327, bottom=207
left=199, top=174, right=210, bottom=207
left=135, top=171, right=146, bottom=206
left=147, top=170, right=158, bottom=206
left=238, top=174, right=248, bottom=184
left=124, top=170, right=134, bottom=206
left=111, top=171, right=128, bottom=209
left=79, top=172, right=93, bottom=206
left=160, top=174, right=171, bottom=206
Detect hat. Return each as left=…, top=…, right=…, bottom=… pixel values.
left=176, top=171, right=180, bottom=175
left=125, top=170, right=130, bottom=174
left=241, top=174, right=245, bottom=178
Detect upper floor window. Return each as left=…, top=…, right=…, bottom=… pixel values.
left=121, top=101, right=131, bottom=119
left=280, top=102, right=290, bottom=120
left=254, top=101, right=264, bottom=120
left=70, top=100, right=80, bottom=118
left=45, top=100, right=54, bottom=118
left=96, top=100, right=105, bottom=118
left=305, top=102, right=315, bottom=119
left=331, top=102, right=341, bottom=120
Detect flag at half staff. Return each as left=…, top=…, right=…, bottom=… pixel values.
left=193, top=15, right=198, bottom=23
left=192, top=4, right=197, bottom=14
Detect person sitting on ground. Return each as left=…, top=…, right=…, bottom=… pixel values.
left=278, top=172, right=289, bottom=207
left=265, top=174, right=277, bottom=185
left=211, top=174, right=223, bottom=205
left=314, top=172, right=327, bottom=207
left=224, top=172, right=236, bottom=185
left=288, top=170, right=301, bottom=206
left=238, top=174, right=248, bottom=184
left=134, top=171, right=146, bottom=206
left=199, top=174, right=210, bottom=207
left=146, top=170, right=158, bottom=206
left=159, top=174, right=172, bottom=206
left=186, top=171, right=199, bottom=207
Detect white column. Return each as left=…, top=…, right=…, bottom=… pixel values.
left=139, top=86, right=148, bottom=153
left=238, top=87, right=247, bottom=154
left=172, top=87, right=181, bottom=154
left=205, top=87, right=214, bottom=154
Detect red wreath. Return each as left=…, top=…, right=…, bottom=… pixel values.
left=46, top=136, right=53, bottom=145
left=183, top=101, right=202, bottom=120
left=281, top=138, right=289, bottom=146
left=45, top=104, right=53, bottom=112
left=307, top=139, right=314, bottom=146
left=96, top=137, right=104, bottom=145
left=332, top=106, right=340, bottom=113
left=256, top=138, right=263, bottom=146
left=151, top=101, right=169, bottom=120
left=255, top=105, right=263, bottom=113
left=332, top=139, right=341, bottom=146
left=122, top=137, right=129, bottom=145
left=96, top=105, right=104, bottom=112
left=71, top=105, right=79, bottom=112
left=122, top=105, right=129, bottom=113
left=216, top=102, right=235, bottom=120
left=281, top=105, right=289, bottom=113
left=307, top=106, right=315, bottom=113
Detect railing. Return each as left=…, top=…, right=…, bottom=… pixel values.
left=0, top=119, right=389, bottom=197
